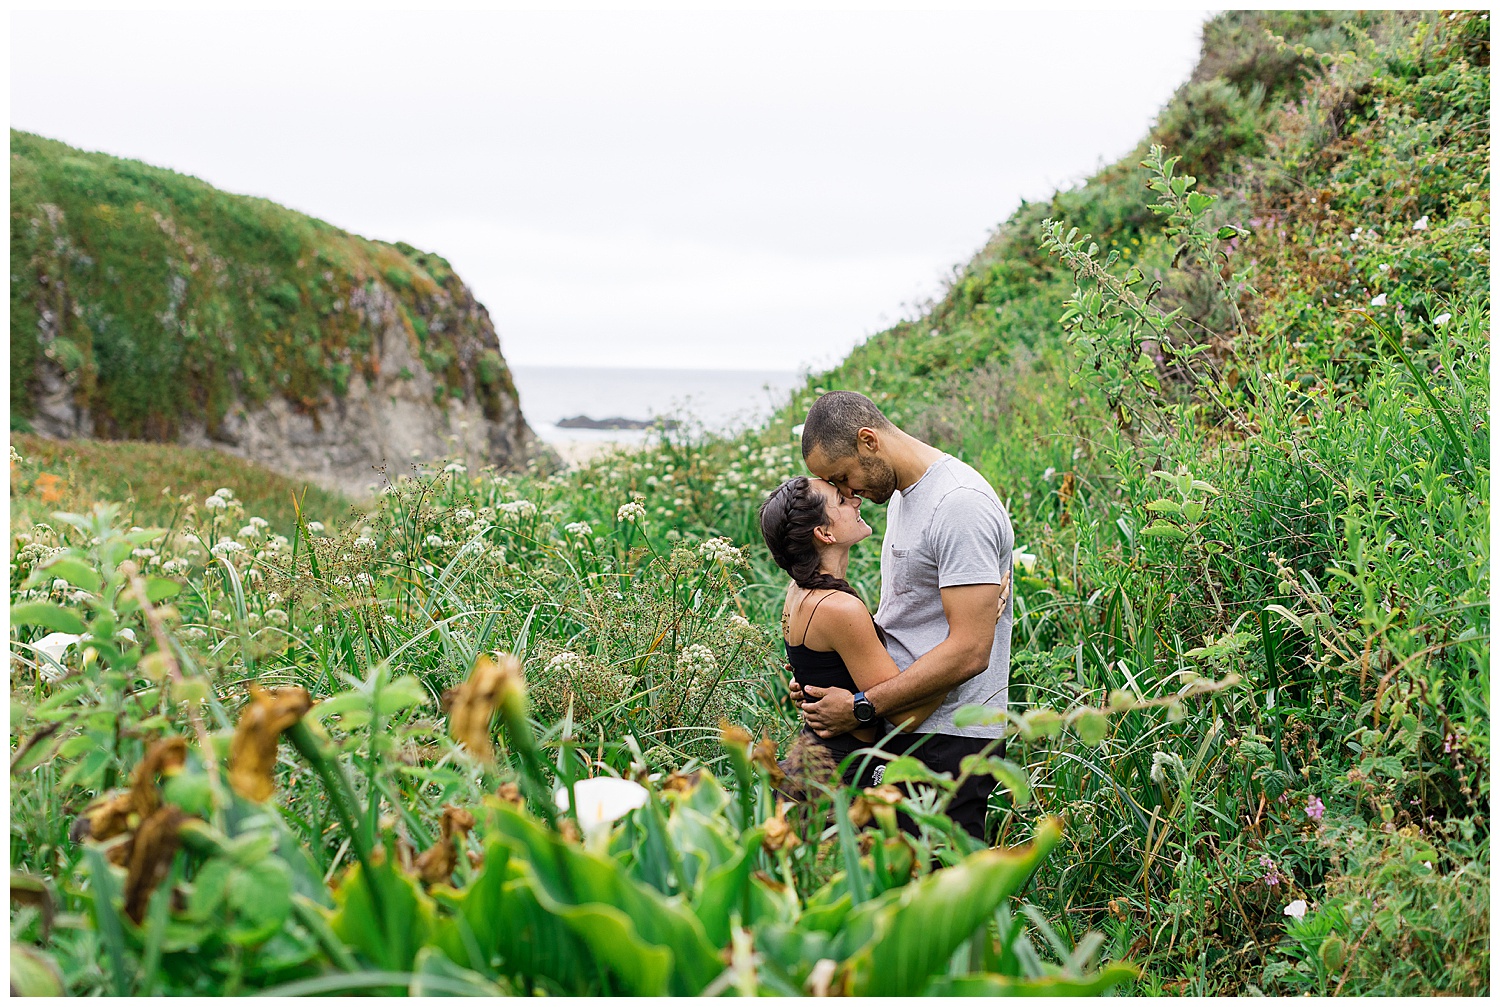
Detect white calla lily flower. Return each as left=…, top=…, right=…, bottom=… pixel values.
left=1283, top=899, right=1308, bottom=919
left=31, top=633, right=81, bottom=680
left=1014, top=549, right=1039, bottom=574
left=556, top=777, right=649, bottom=835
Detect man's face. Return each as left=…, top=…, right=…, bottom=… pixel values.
left=804, top=443, right=899, bottom=505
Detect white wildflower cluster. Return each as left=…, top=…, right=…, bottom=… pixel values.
left=237, top=524, right=261, bottom=540
left=699, top=537, right=744, bottom=565
left=307, top=521, right=326, bottom=535
left=161, top=558, right=190, bottom=576
left=675, top=643, right=717, bottom=678
left=353, top=535, right=376, bottom=550
left=497, top=499, right=538, bottom=523
left=727, top=613, right=758, bottom=640
left=712, top=443, right=800, bottom=501
left=10, top=445, right=22, bottom=466
left=616, top=501, right=646, bottom=523
left=444, top=461, right=468, bottom=475
left=264, top=608, right=289, bottom=626
left=425, top=534, right=446, bottom=549
left=453, top=508, right=475, bottom=525
left=564, top=521, right=593, bottom=538
left=546, top=651, right=584, bottom=674
left=203, top=495, right=228, bottom=511
left=210, top=538, right=245, bottom=558
left=255, top=533, right=292, bottom=561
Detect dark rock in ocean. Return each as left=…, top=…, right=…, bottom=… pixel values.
left=556, top=415, right=679, bottom=431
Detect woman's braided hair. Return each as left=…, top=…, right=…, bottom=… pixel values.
left=758, top=476, right=862, bottom=602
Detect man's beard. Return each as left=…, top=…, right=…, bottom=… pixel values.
left=857, top=456, right=899, bottom=504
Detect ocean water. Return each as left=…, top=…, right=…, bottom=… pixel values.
left=510, top=365, right=802, bottom=446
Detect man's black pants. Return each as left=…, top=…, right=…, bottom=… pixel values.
left=881, top=731, right=1004, bottom=842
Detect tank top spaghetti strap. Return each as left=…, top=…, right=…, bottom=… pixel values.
left=783, top=590, right=866, bottom=694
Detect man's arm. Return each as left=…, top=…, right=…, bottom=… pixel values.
left=799, top=581, right=1001, bottom=737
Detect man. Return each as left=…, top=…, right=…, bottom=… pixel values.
left=792, top=390, right=1012, bottom=841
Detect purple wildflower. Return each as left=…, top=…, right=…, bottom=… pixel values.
left=1305, top=796, right=1325, bottom=821
left=1259, top=854, right=1283, bottom=888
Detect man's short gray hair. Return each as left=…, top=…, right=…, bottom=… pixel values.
left=801, top=390, right=892, bottom=460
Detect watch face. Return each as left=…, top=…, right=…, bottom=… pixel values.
left=854, top=695, right=876, bottom=722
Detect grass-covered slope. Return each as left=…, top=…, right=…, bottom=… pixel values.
left=772, top=9, right=1490, bottom=994
left=10, top=130, right=520, bottom=440
left=10, top=432, right=353, bottom=534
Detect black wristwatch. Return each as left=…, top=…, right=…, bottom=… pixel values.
left=852, top=691, right=877, bottom=724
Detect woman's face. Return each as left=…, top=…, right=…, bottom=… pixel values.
left=813, top=478, right=871, bottom=548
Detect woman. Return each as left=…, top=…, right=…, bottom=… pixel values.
left=758, top=475, right=946, bottom=787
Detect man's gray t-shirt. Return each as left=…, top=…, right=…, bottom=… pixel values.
left=875, top=455, right=1012, bottom=738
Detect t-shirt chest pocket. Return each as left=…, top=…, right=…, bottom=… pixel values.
left=888, top=546, right=919, bottom=596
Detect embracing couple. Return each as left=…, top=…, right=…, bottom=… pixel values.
left=758, top=390, right=1013, bottom=842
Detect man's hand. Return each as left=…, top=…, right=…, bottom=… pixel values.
left=799, top=684, right=857, bottom=738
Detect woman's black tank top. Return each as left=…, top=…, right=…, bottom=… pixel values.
left=783, top=592, right=870, bottom=694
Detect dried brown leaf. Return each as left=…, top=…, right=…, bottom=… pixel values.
left=123, top=806, right=187, bottom=923
left=448, top=654, right=523, bottom=762
left=229, top=685, right=312, bottom=802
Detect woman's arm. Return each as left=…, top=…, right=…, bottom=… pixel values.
left=808, top=594, right=947, bottom=732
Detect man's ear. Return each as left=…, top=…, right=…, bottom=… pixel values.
left=856, top=427, right=881, bottom=454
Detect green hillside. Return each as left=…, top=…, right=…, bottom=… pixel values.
left=10, top=131, right=519, bottom=439
left=8, top=10, right=1488, bottom=997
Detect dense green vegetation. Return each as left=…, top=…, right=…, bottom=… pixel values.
left=10, top=131, right=518, bottom=439
left=9, top=10, right=1488, bottom=997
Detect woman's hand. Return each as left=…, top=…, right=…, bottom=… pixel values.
left=995, top=568, right=1013, bottom=623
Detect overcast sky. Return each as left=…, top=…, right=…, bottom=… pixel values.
left=13, top=10, right=1208, bottom=371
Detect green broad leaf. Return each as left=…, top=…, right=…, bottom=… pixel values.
left=958, top=755, right=1031, bottom=807
left=1185, top=191, right=1214, bottom=215
left=1144, top=499, right=1182, bottom=514
left=10, top=943, right=65, bottom=996
left=1073, top=707, right=1111, bottom=746
left=840, top=818, right=1063, bottom=996
left=1182, top=500, right=1205, bottom=524
left=37, top=556, right=102, bottom=593
left=10, top=602, right=86, bottom=635
left=1139, top=523, right=1188, bottom=540
left=488, top=801, right=722, bottom=995
left=880, top=756, right=949, bottom=787
left=144, top=578, right=181, bottom=602
left=1190, top=479, right=1221, bottom=495
left=409, top=946, right=510, bottom=996
left=60, top=746, right=112, bottom=789
left=952, top=704, right=1008, bottom=729
left=1216, top=225, right=1240, bottom=240
left=378, top=676, right=430, bottom=715
left=58, top=733, right=101, bottom=759
left=1020, top=708, right=1063, bottom=741
left=688, top=831, right=764, bottom=946
left=328, top=857, right=438, bottom=972
left=926, top=962, right=1140, bottom=996
left=225, top=857, right=294, bottom=946
left=162, top=771, right=214, bottom=818
left=311, top=691, right=371, bottom=720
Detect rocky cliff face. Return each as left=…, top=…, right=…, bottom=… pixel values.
left=11, top=131, right=543, bottom=497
